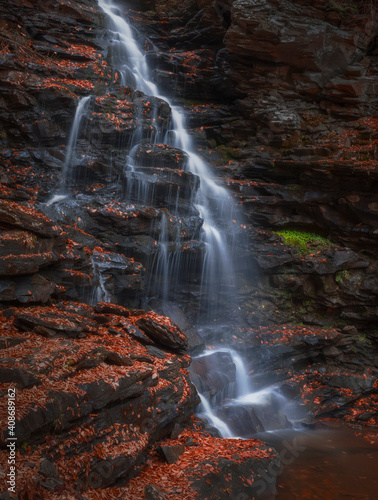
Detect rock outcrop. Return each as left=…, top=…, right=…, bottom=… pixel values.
left=0, top=302, right=197, bottom=496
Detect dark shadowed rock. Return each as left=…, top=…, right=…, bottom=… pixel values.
left=145, top=484, right=168, bottom=500
left=161, top=302, right=205, bottom=353
left=190, top=350, right=236, bottom=399
left=94, top=302, right=130, bottom=317
left=132, top=144, right=189, bottom=170
left=159, top=444, right=185, bottom=464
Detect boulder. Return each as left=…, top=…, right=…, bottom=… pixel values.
left=159, top=444, right=185, bottom=464
left=136, top=312, right=189, bottom=350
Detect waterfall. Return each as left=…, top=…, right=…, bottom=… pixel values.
left=230, top=350, right=251, bottom=397
left=47, top=95, right=92, bottom=206
left=42, top=0, right=293, bottom=441
left=62, top=95, right=92, bottom=187
left=198, top=394, right=234, bottom=439
left=191, top=348, right=292, bottom=437
left=90, top=256, right=112, bottom=305
left=98, top=0, right=240, bottom=320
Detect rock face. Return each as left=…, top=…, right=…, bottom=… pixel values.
left=122, top=428, right=280, bottom=500
left=0, top=1, right=285, bottom=497
left=108, top=0, right=378, bottom=331
left=1, top=0, right=377, bottom=326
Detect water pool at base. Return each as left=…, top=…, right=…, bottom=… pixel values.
left=256, top=423, right=378, bottom=500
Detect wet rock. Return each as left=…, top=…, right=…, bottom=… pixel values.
left=161, top=302, right=205, bottom=353
left=84, top=90, right=172, bottom=146
left=190, top=351, right=236, bottom=399
left=94, top=302, right=130, bottom=317
left=136, top=312, right=189, bottom=350
left=38, top=459, right=59, bottom=479
left=159, top=444, right=185, bottom=464
left=0, top=365, right=41, bottom=388
left=132, top=144, right=189, bottom=170
left=342, top=325, right=359, bottom=335
left=14, top=309, right=98, bottom=337
left=0, top=252, right=59, bottom=277
left=119, top=320, right=153, bottom=345
left=0, top=200, right=62, bottom=237
left=124, top=167, right=200, bottom=207
left=0, top=274, right=57, bottom=303
left=145, top=484, right=168, bottom=500
left=217, top=404, right=265, bottom=436
left=0, top=302, right=198, bottom=484
left=146, top=345, right=166, bottom=359
left=0, top=336, right=27, bottom=349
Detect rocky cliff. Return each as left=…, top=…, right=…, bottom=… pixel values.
left=0, top=0, right=378, bottom=497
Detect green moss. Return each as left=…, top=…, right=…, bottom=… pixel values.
left=274, top=229, right=334, bottom=255
left=326, top=0, right=359, bottom=15
left=181, top=98, right=207, bottom=106
left=357, top=334, right=372, bottom=345
left=336, top=270, right=350, bottom=283
left=215, top=145, right=238, bottom=161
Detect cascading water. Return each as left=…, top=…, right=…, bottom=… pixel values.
left=61, top=95, right=92, bottom=188
left=231, top=349, right=252, bottom=397
left=98, top=0, right=240, bottom=320
left=198, top=394, right=234, bottom=439
left=192, top=348, right=292, bottom=438
left=89, top=256, right=112, bottom=305
left=95, top=0, right=294, bottom=440
left=48, top=95, right=92, bottom=206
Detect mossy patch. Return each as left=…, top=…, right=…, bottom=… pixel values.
left=336, top=269, right=350, bottom=283
left=274, top=230, right=334, bottom=255
left=215, top=145, right=239, bottom=161
left=326, top=0, right=359, bottom=15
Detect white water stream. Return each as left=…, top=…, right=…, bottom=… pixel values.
left=193, top=347, right=293, bottom=438
left=98, top=0, right=238, bottom=318
left=198, top=394, right=234, bottom=439
left=61, top=95, right=92, bottom=185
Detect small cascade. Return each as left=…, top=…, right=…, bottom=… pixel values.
left=192, top=348, right=292, bottom=438
left=61, top=95, right=92, bottom=189
left=198, top=394, right=234, bottom=439
left=46, top=95, right=92, bottom=205
left=235, top=388, right=287, bottom=406
left=90, top=256, right=112, bottom=305
left=230, top=350, right=251, bottom=397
